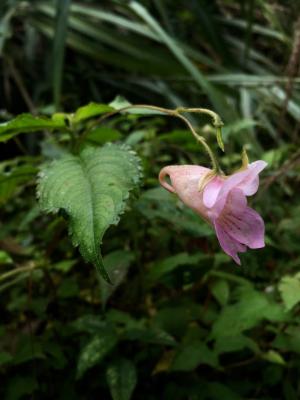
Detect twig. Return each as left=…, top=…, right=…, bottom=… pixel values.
left=5, top=56, right=36, bottom=114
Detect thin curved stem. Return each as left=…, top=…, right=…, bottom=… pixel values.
left=0, top=264, right=38, bottom=282
left=176, top=107, right=224, bottom=127
left=175, top=113, right=221, bottom=172
left=80, top=104, right=223, bottom=171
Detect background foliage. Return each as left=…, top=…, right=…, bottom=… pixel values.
left=1, top=0, right=300, bottom=399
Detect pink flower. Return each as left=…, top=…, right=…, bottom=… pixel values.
left=159, top=161, right=267, bottom=264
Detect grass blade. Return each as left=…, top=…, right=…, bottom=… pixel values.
left=129, top=1, right=236, bottom=122
left=52, top=0, right=71, bottom=110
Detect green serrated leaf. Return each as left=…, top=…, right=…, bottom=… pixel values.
left=76, top=332, right=118, bottom=379
left=106, top=358, right=137, bottom=400
left=0, top=114, right=67, bottom=142
left=73, top=102, right=114, bottom=123
left=37, top=143, right=142, bottom=282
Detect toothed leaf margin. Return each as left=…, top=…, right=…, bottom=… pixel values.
left=37, top=143, right=142, bottom=283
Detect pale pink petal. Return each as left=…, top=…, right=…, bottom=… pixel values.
left=214, top=161, right=267, bottom=214
left=214, top=220, right=247, bottom=265
left=159, top=165, right=211, bottom=217
left=159, top=165, right=210, bottom=194
left=240, top=175, right=259, bottom=196
left=203, top=176, right=224, bottom=208
left=222, top=160, right=267, bottom=198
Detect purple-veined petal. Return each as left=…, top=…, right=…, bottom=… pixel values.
left=214, top=219, right=247, bottom=265
left=217, top=187, right=265, bottom=249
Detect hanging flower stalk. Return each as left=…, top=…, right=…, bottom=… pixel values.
left=96, top=102, right=267, bottom=264
left=156, top=107, right=267, bottom=264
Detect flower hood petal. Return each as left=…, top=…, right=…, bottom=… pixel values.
left=159, top=165, right=210, bottom=215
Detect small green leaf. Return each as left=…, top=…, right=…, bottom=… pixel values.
left=109, top=96, right=164, bottom=115
left=212, top=288, right=286, bottom=338
left=211, top=279, right=230, bottom=307
left=0, top=163, right=37, bottom=205
left=124, top=327, right=176, bottom=346
left=214, top=334, right=259, bottom=355
left=106, top=358, right=137, bottom=400
left=207, top=382, right=242, bottom=400
left=85, top=127, right=122, bottom=145
left=109, top=96, right=132, bottom=110
left=76, top=332, right=118, bottom=379
left=37, top=143, right=142, bottom=282
left=278, top=273, right=300, bottom=311
left=0, top=250, right=13, bottom=265
left=71, top=314, right=107, bottom=334
left=73, top=102, right=114, bottom=123
left=0, top=114, right=66, bottom=142
left=262, top=350, right=286, bottom=365
left=148, top=252, right=203, bottom=281
left=52, top=259, right=77, bottom=273
left=171, top=340, right=218, bottom=371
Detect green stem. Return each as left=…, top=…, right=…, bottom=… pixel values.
left=84, top=104, right=223, bottom=171
left=176, top=107, right=224, bottom=128
left=175, top=113, right=221, bottom=172
left=0, top=264, right=38, bottom=282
